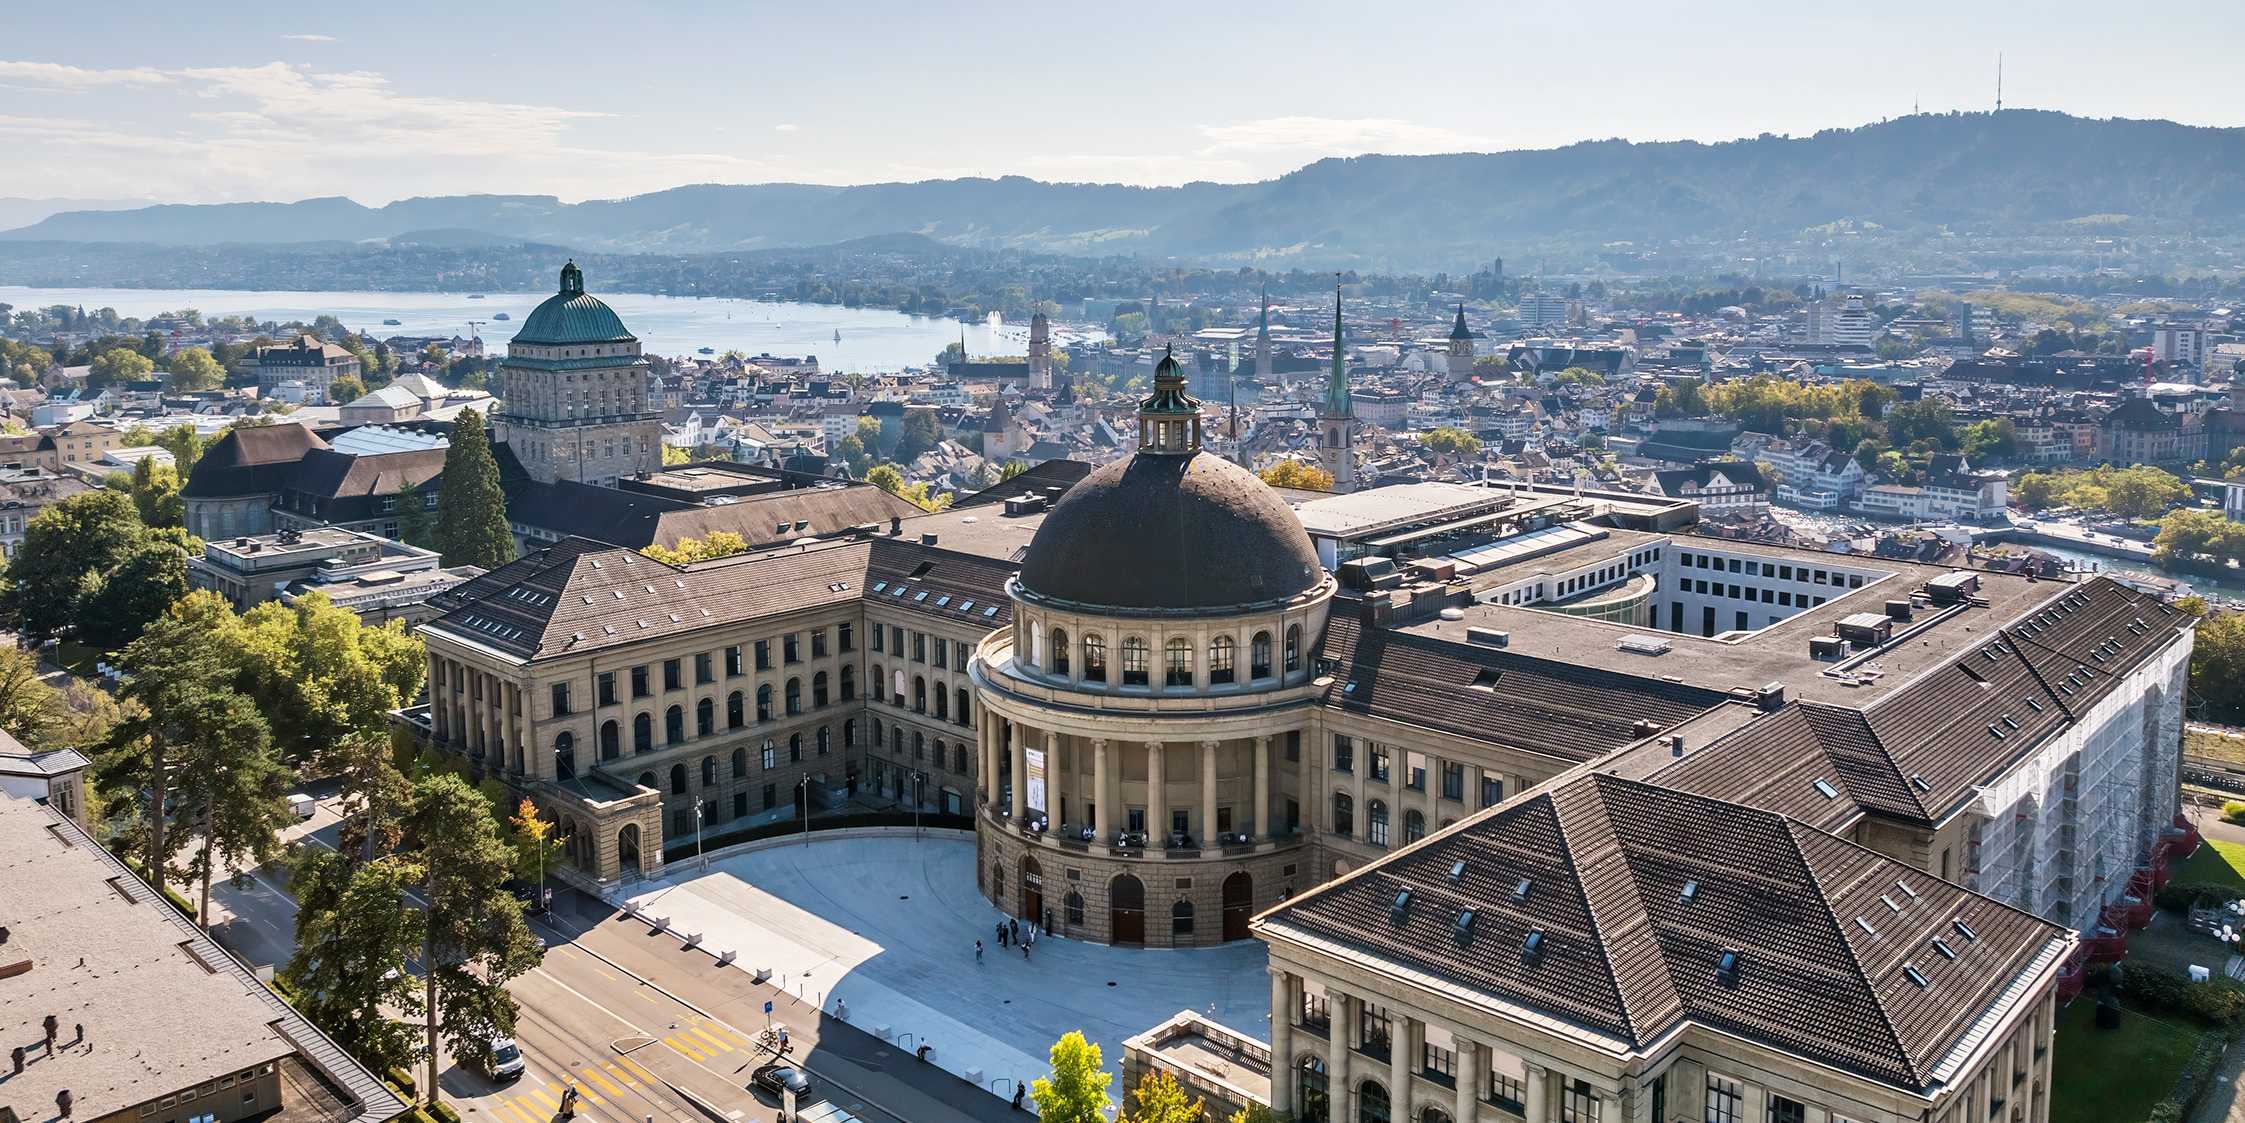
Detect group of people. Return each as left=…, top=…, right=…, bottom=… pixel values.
left=977, top=914, right=1048, bottom=962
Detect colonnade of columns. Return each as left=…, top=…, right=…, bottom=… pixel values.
left=432, top=654, right=528, bottom=777
left=977, top=715, right=1281, bottom=846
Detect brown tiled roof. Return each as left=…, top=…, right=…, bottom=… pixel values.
left=502, top=478, right=920, bottom=551
left=1259, top=773, right=2066, bottom=1092
left=1652, top=577, right=2189, bottom=827
left=1318, top=616, right=1727, bottom=763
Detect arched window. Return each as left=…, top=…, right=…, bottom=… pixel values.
left=1164, top=637, right=1192, bottom=686
left=1049, top=628, right=1070, bottom=675
left=1209, top=635, right=1236, bottom=685
left=638, top=771, right=656, bottom=790
left=930, top=739, right=945, bottom=770
left=844, top=718, right=857, bottom=749
left=785, top=678, right=802, bottom=716
left=731, top=747, right=748, bottom=779
left=869, top=664, right=885, bottom=703
left=1286, top=624, right=1302, bottom=673
left=1065, top=891, right=1084, bottom=928
left=554, top=732, right=576, bottom=780
left=934, top=687, right=949, bottom=720
left=1172, top=899, right=1195, bottom=935
left=1251, top=631, right=1273, bottom=679
left=599, top=719, right=620, bottom=761
left=1333, top=793, right=1354, bottom=836
left=839, top=665, right=856, bottom=700
left=955, top=687, right=970, bottom=726
left=669, top=763, right=687, bottom=795
left=1419, top=1107, right=1452, bottom=1123
left=788, top=733, right=803, bottom=763
left=633, top=712, right=653, bottom=754
left=1297, top=1057, right=1329, bottom=1123
left=892, top=727, right=903, bottom=754
left=913, top=676, right=927, bottom=713
left=756, top=684, right=773, bottom=722
left=665, top=705, right=685, bottom=745
left=953, top=743, right=967, bottom=773
left=817, top=726, right=831, bottom=755
left=727, top=691, right=744, bottom=729
left=1358, top=1080, right=1389, bottom=1123
left=1121, top=637, right=1149, bottom=685
left=813, top=671, right=830, bottom=709
left=701, top=756, right=717, bottom=786
left=696, top=697, right=714, bottom=737
left=1404, top=809, right=1426, bottom=844
left=1083, top=634, right=1108, bottom=682
left=1368, top=800, right=1390, bottom=847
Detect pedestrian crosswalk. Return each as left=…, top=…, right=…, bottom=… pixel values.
left=658, top=1019, right=752, bottom=1062
left=483, top=1054, right=653, bottom=1123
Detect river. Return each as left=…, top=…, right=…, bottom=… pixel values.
left=0, top=285, right=1097, bottom=374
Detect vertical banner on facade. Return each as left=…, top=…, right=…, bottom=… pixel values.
left=1025, top=746, right=1048, bottom=814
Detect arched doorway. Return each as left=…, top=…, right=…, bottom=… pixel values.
left=1110, top=873, right=1145, bottom=945
left=1222, top=871, right=1253, bottom=941
left=617, top=823, right=643, bottom=877
left=1418, top=1108, right=1452, bottom=1123
left=1297, top=1056, right=1329, bottom=1123
left=1357, top=1079, right=1389, bottom=1123
left=1020, top=856, right=1044, bottom=928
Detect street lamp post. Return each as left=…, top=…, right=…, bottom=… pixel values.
left=912, top=772, right=925, bottom=836
left=693, top=801, right=707, bottom=872
left=799, top=777, right=811, bottom=845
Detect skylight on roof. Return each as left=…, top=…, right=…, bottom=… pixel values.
left=1522, top=929, right=1545, bottom=961
left=1953, top=919, right=1979, bottom=943
left=983, top=606, right=999, bottom=617
left=1389, top=890, right=1412, bottom=925
left=1854, top=917, right=1877, bottom=936
left=872, top=581, right=887, bottom=592
left=1897, top=880, right=1919, bottom=899
left=1813, top=779, right=1839, bottom=799
left=1931, top=938, right=1957, bottom=960
left=1716, top=949, right=1740, bottom=981
left=1880, top=895, right=1901, bottom=913
left=1680, top=880, right=1699, bottom=903
left=1448, top=861, right=1466, bottom=883
left=1452, top=908, right=1475, bottom=944
left=1903, top=964, right=1929, bottom=988
left=1511, top=879, right=1531, bottom=904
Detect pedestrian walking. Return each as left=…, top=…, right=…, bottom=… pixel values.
left=1025, top=927, right=1035, bottom=950
left=996, top=921, right=1007, bottom=948
left=1021, top=938, right=1030, bottom=961
left=1012, top=1083, right=1026, bottom=1111
left=833, top=998, right=847, bottom=1022
left=778, top=1026, right=790, bottom=1055
left=1009, top=917, right=1020, bottom=945
left=975, top=939, right=984, bottom=962
left=1043, top=908, right=1053, bottom=936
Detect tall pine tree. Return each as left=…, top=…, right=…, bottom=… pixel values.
left=435, top=409, right=514, bottom=569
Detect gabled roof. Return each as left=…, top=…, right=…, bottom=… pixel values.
left=180, top=423, right=330, bottom=497
left=1258, top=772, right=2066, bottom=1092
left=1317, top=616, right=1727, bottom=764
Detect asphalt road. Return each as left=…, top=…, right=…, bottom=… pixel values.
left=203, top=790, right=1022, bottom=1123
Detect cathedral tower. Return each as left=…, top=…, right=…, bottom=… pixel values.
left=1318, top=284, right=1357, bottom=493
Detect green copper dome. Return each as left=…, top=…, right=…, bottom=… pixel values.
left=514, top=260, right=634, bottom=345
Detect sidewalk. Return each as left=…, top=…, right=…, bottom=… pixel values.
left=574, top=911, right=1029, bottom=1123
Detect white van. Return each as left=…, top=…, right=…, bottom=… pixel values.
left=288, top=794, right=318, bottom=821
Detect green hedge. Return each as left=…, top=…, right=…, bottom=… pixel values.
left=662, top=809, right=974, bottom=864
left=2150, top=1029, right=2233, bottom=1122
left=427, top=1100, right=461, bottom=1123
left=2121, top=963, right=2245, bottom=1027
left=387, top=1067, right=417, bottom=1100
left=2157, top=881, right=2245, bottom=913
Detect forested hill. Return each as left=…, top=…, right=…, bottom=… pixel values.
left=9, top=111, right=2243, bottom=269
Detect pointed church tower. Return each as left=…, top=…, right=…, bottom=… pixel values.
left=1319, top=282, right=1357, bottom=493
left=1028, top=309, right=1053, bottom=391
left=1254, top=279, right=1273, bottom=381
left=1446, top=303, right=1478, bottom=382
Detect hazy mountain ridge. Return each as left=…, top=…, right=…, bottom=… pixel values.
left=9, top=112, right=2244, bottom=268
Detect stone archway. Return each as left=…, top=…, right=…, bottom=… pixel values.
left=1222, top=870, right=1253, bottom=941
left=1110, top=873, right=1145, bottom=945
left=1020, top=855, right=1044, bottom=928
left=618, top=823, right=643, bottom=877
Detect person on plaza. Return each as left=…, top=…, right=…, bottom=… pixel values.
left=975, top=939, right=984, bottom=962
left=995, top=920, right=1007, bottom=948
left=1042, top=908, right=1053, bottom=937
left=1024, top=927, right=1035, bottom=950
left=1008, top=917, right=1020, bottom=945
left=833, top=998, right=847, bottom=1022
left=778, top=1026, right=790, bottom=1055
left=559, top=1084, right=579, bottom=1116
left=1021, top=937, right=1030, bottom=961
left=1012, top=1084, right=1026, bottom=1111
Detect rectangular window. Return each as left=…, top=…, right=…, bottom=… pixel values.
left=891, top=625, right=905, bottom=655
left=630, top=665, right=650, bottom=698
left=1334, top=736, right=1353, bottom=774
left=812, top=628, right=828, bottom=658
left=1300, top=986, right=1330, bottom=1030
left=1488, top=1066, right=1526, bottom=1113
left=871, top=624, right=884, bottom=652
left=725, top=645, right=743, bottom=677
left=839, top=623, right=855, bottom=652
left=1406, top=751, right=1427, bottom=791
left=935, top=639, right=949, bottom=669
left=694, top=653, right=714, bottom=685
left=1421, top=1040, right=1455, bottom=1081
left=1705, top=1075, right=1742, bottom=1123
left=1560, top=1079, right=1601, bottom=1123
left=1480, top=776, right=1505, bottom=808
left=1368, top=746, right=1390, bottom=784
left=784, top=634, right=800, bottom=664
left=1356, top=1003, right=1391, bottom=1060
left=1442, top=762, right=1465, bottom=801
left=763, top=782, right=777, bottom=810
left=1766, top=1096, right=1805, bottom=1123
left=957, top=641, right=972, bottom=668
left=550, top=682, right=571, bottom=716
left=913, top=632, right=927, bottom=663
left=663, top=659, right=682, bottom=691
left=755, top=640, right=772, bottom=670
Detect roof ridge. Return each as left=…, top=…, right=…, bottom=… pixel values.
left=1781, top=819, right=1924, bottom=1086
left=1557, top=776, right=1667, bottom=1045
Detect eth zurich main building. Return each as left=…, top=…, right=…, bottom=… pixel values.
left=409, top=288, right=2196, bottom=1123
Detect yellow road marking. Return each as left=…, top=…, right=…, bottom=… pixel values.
left=686, top=1027, right=732, bottom=1053
left=524, top=1086, right=561, bottom=1114
left=605, top=1063, right=640, bottom=1088
left=616, top=1056, right=656, bottom=1084
left=705, top=1023, right=747, bottom=1046
left=595, top=967, right=619, bottom=981
left=633, top=990, right=662, bottom=1007
left=580, top=1068, right=622, bottom=1096
left=664, top=1035, right=707, bottom=1061
left=496, top=1100, right=540, bottom=1123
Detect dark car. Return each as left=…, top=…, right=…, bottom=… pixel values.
left=750, top=1064, right=811, bottom=1101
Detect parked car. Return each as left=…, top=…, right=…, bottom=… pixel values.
left=479, top=1037, right=525, bottom=1082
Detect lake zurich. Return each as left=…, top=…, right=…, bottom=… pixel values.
left=0, top=285, right=1063, bottom=374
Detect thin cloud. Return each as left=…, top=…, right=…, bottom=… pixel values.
left=1198, top=115, right=1489, bottom=156
left=773, top=123, right=799, bottom=132
left=0, top=60, right=171, bottom=88
left=280, top=33, right=337, bottom=43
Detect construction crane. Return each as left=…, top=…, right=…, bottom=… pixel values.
left=465, top=320, right=485, bottom=359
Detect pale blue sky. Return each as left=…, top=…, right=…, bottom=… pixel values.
left=2, top=0, right=2239, bottom=205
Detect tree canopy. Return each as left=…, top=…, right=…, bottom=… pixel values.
left=1032, top=1031, right=1112, bottom=1123
left=2016, top=466, right=2191, bottom=519
left=163, top=346, right=227, bottom=392
left=5, top=488, right=195, bottom=648
left=435, top=409, right=514, bottom=569
left=1259, top=460, right=1334, bottom=492
left=642, top=531, right=752, bottom=565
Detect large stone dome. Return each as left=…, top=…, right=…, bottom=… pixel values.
left=1018, top=450, right=1323, bottom=612
left=515, top=260, right=634, bottom=346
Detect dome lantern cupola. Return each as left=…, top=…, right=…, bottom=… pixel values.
left=558, top=259, right=584, bottom=296
left=1137, top=345, right=1202, bottom=454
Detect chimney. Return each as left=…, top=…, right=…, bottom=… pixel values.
left=920, top=533, right=939, bottom=546
left=889, top=516, right=902, bottom=536
left=1669, top=734, right=1686, bottom=758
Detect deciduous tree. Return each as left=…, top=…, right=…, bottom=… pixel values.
left=285, top=850, right=427, bottom=1074
left=409, top=774, right=542, bottom=1103
left=1032, top=1031, right=1112, bottom=1123
left=1259, top=460, right=1334, bottom=492
left=1119, top=1069, right=1202, bottom=1123
left=163, top=346, right=226, bottom=392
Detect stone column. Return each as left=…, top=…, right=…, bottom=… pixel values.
left=1091, top=739, right=1110, bottom=842
left=1525, top=1063, right=1548, bottom=1123
left=1269, top=971, right=1295, bottom=1118
left=1389, top=1015, right=1414, bottom=1122
left=1455, top=1036, right=1479, bottom=1123
left=1253, top=735, right=1271, bottom=840
left=1331, top=993, right=1354, bottom=1122
left=980, top=720, right=997, bottom=804
left=1147, top=741, right=1167, bottom=844
left=1742, top=1081, right=1766, bottom=1123
left=1010, top=720, right=1027, bottom=819
left=1200, top=739, right=1219, bottom=841
left=1352, top=747, right=1370, bottom=843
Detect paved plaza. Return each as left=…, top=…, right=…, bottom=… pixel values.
left=620, top=830, right=1271, bottom=1096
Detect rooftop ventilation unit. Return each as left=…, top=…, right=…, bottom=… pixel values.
left=1466, top=627, right=1510, bottom=648
left=1926, top=572, right=1980, bottom=606
left=1616, top=635, right=1671, bottom=656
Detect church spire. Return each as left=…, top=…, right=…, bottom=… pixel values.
left=1257, top=280, right=1270, bottom=341
left=1323, top=279, right=1350, bottom=419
